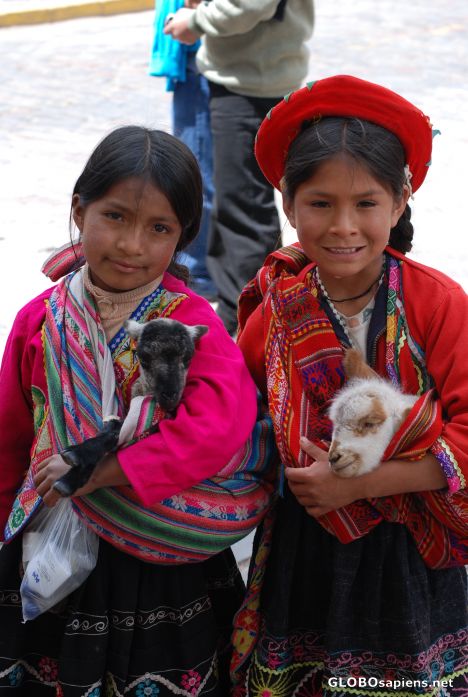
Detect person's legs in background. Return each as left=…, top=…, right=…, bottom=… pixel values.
left=173, top=52, right=217, bottom=301
left=207, top=84, right=281, bottom=335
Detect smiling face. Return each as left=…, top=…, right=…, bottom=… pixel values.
left=72, top=177, right=183, bottom=293
left=282, top=155, right=409, bottom=298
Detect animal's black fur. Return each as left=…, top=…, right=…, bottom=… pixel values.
left=53, top=417, right=123, bottom=497
left=53, top=318, right=208, bottom=497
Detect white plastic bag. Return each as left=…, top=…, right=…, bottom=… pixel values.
left=20, top=498, right=99, bottom=621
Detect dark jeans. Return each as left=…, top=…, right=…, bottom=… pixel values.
left=173, top=54, right=217, bottom=298
left=207, top=83, right=281, bottom=334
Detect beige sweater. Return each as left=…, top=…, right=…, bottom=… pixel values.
left=189, top=0, right=315, bottom=98
left=83, top=265, right=161, bottom=342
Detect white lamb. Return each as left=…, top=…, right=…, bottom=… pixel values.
left=328, top=349, right=417, bottom=478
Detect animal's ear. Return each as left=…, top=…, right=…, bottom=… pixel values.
left=343, top=348, right=379, bottom=380
left=124, top=319, right=144, bottom=339
left=397, top=405, right=413, bottom=428
left=187, top=325, right=209, bottom=342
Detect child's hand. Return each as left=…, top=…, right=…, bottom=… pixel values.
left=285, top=438, right=362, bottom=517
left=34, top=454, right=71, bottom=507
left=163, top=8, right=199, bottom=44
left=34, top=453, right=130, bottom=508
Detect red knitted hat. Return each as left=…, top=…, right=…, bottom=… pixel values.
left=255, top=75, right=434, bottom=193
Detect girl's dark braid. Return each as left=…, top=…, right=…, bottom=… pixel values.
left=167, top=258, right=190, bottom=282
left=389, top=203, right=414, bottom=254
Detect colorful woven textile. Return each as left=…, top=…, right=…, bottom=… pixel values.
left=237, top=243, right=468, bottom=569
left=230, top=244, right=468, bottom=689
left=4, top=246, right=276, bottom=563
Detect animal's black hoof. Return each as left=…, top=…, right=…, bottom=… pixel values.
left=52, top=474, right=78, bottom=497
left=61, top=448, right=82, bottom=469
left=60, top=417, right=123, bottom=470
left=55, top=418, right=123, bottom=496
left=54, top=462, right=97, bottom=497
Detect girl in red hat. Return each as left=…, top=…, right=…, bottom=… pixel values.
left=231, top=75, right=468, bottom=696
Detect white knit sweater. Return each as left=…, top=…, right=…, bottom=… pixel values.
left=188, top=0, right=315, bottom=98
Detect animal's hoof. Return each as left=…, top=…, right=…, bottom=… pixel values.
left=61, top=449, right=81, bottom=469
left=52, top=477, right=75, bottom=497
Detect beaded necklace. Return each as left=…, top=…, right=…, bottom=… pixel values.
left=314, top=264, right=385, bottom=350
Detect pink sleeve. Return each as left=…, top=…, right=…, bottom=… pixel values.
left=117, top=290, right=258, bottom=506
left=0, top=294, right=49, bottom=533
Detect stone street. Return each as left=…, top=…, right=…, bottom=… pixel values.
left=1, top=0, right=467, bottom=353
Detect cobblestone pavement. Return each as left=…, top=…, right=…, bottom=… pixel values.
left=1, top=0, right=467, bottom=350
left=0, top=0, right=467, bottom=566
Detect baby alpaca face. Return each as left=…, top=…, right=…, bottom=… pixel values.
left=327, top=349, right=416, bottom=478
left=125, top=318, right=208, bottom=412
left=328, top=390, right=394, bottom=477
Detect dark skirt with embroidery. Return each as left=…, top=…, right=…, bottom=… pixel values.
left=235, top=489, right=468, bottom=697
left=0, top=535, right=245, bottom=696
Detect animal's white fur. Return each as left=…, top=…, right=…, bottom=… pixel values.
left=328, top=349, right=417, bottom=478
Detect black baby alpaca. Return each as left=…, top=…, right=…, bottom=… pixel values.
left=53, top=318, right=208, bottom=497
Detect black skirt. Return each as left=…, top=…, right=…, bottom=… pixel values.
left=0, top=534, right=245, bottom=696
left=236, top=488, right=468, bottom=696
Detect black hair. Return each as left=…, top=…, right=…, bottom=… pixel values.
left=282, top=117, right=413, bottom=253
left=71, top=125, right=203, bottom=280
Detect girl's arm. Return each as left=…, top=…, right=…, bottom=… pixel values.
left=286, top=440, right=447, bottom=518
left=186, top=0, right=281, bottom=39
left=35, top=305, right=258, bottom=507
left=414, top=282, right=468, bottom=494
left=0, top=294, right=48, bottom=533
left=32, top=291, right=258, bottom=508
left=34, top=452, right=128, bottom=507
left=237, top=301, right=268, bottom=398
left=288, top=272, right=468, bottom=518
left=115, top=298, right=258, bottom=506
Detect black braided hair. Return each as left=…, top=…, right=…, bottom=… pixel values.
left=389, top=203, right=414, bottom=253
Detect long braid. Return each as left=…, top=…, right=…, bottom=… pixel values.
left=389, top=203, right=414, bottom=254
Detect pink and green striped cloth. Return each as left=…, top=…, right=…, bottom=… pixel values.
left=5, top=245, right=276, bottom=563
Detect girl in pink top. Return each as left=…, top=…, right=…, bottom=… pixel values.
left=0, top=126, right=269, bottom=696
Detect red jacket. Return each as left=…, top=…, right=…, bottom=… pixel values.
left=239, top=247, right=468, bottom=494
left=238, top=246, right=468, bottom=566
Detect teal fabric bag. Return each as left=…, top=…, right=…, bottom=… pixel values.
left=148, top=0, right=200, bottom=91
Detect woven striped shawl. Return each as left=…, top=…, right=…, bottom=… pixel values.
left=5, top=247, right=276, bottom=563
left=237, top=244, right=468, bottom=569
left=230, top=244, right=468, bottom=681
